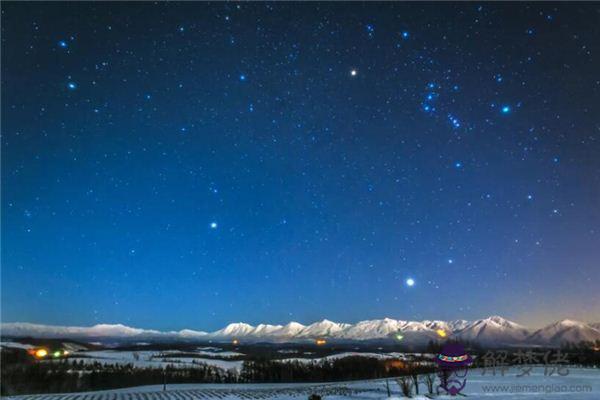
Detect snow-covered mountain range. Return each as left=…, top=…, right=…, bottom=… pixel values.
left=2, top=316, right=599, bottom=347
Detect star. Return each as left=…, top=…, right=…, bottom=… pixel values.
left=350, top=69, right=357, bottom=77
left=210, top=222, right=218, bottom=229
left=501, top=105, right=511, bottom=114
left=239, top=74, right=247, bottom=81
left=58, top=40, right=68, bottom=48
left=67, top=82, right=77, bottom=90
left=405, top=278, right=415, bottom=287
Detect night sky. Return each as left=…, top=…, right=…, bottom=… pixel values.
left=2, top=3, right=599, bottom=331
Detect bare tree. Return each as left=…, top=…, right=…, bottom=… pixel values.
left=420, top=373, right=436, bottom=395
left=410, top=372, right=419, bottom=395
left=396, top=376, right=413, bottom=398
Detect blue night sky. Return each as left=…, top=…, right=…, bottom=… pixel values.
left=2, top=3, right=599, bottom=331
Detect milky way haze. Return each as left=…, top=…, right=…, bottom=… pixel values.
left=2, top=3, right=599, bottom=331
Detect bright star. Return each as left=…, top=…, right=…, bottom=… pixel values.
left=454, top=162, right=462, bottom=169
left=448, top=259, right=454, bottom=264
left=401, top=31, right=409, bottom=38
left=350, top=69, right=357, bottom=76
left=58, top=40, right=68, bottom=48
left=501, top=105, right=511, bottom=114
left=405, top=278, right=415, bottom=287
left=239, top=74, right=246, bottom=81
left=67, top=82, right=77, bottom=90
left=210, top=222, right=218, bottom=229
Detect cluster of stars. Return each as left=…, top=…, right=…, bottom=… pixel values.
left=2, top=2, right=598, bottom=329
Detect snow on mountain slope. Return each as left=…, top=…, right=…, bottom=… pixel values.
left=270, top=322, right=306, bottom=337
left=296, top=320, right=351, bottom=338
left=250, top=324, right=284, bottom=337
left=177, top=329, right=209, bottom=338
left=527, top=319, right=600, bottom=345
left=453, top=316, right=529, bottom=344
left=422, top=319, right=470, bottom=333
left=0, top=322, right=171, bottom=339
left=422, top=320, right=450, bottom=332
left=337, top=318, right=407, bottom=339
left=210, top=323, right=256, bottom=338
left=398, top=321, right=431, bottom=332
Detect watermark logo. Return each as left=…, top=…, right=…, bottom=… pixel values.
left=435, top=343, right=473, bottom=396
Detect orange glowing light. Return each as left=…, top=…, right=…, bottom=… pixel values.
left=35, top=349, right=48, bottom=358
left=436, top=329, right=447, bottom=338
left=63, top=350, right=69, bottom=356
left=232, top=339, right=240, bottom=345
left=315, top=339, right=327, bottom=346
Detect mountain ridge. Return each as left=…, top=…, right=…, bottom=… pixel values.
left=2, top=317, right=599, bottom=346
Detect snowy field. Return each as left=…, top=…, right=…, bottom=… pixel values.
left=30, top=346, right=426, bottom=373
left=64, top=349, right=244, bottom=371
left=3, top=368, right=599, bottom=399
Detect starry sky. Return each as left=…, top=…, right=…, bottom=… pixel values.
left=2, top=3, right=599, bottom=331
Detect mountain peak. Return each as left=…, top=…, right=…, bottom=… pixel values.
left=556, top=319, right=585, bottom=326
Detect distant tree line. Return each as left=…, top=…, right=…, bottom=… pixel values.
left=238, top=356, right=434, bottom=383
left=2, top=341, right=599, bottom=396
left=0, top=351, right=238, bottom=396
left=1, top=349, right=432, bottom=395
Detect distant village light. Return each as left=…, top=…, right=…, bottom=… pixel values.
left=315, top=339, right=327, bottom=346
left=35, top=349, right=48, bottom=358
left=436, top=329, right=447, bottom=338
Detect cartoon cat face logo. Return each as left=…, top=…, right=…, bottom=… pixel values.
left=436, top=343, right=473, bottom=396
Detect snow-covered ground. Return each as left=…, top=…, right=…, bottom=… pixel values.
left=3, top=368, right=599, bottom=399
left=63, top=349, right=244, bottom=371
left=279, top=352, right=411, bottom=363
left=1, top=341, right=35, bottom=350
left=42, top=348, right=423, bottom=372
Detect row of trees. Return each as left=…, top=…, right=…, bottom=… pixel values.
left=239, top=356, right=432, bottom=383
left=3, top=342, right=598, bottom=396
left=0, top=357, right=237, bottom=396
left=1, top=351, right=435, bottom=395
